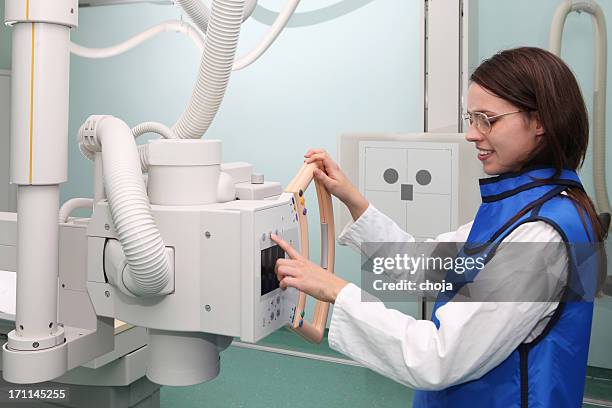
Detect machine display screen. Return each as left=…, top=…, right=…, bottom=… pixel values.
left=261, top=245, right=285, bottom=296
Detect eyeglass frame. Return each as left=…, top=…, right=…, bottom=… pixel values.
left=462, top=110, right=531, bottom=135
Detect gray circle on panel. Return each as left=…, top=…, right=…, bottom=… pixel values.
left=416, top=169, right=432, bottom=185
left=383, top=168, right=399, bottom=184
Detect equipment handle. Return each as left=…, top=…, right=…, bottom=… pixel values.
left=285, top=162, right=335, bottom=343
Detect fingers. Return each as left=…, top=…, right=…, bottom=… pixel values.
left=313, top=168, right=335, bottom=189
left=304, top=148, right=326, bottom=158
left=304, top=154, right=339, bottom=177
left=279, top=276, right=299, bottom=290
left=274, top=258, right=290, bottom=274
left=270, top=234, right=301, bottom=260
left=276, top=264, right=299, bottom=278
left=304, top=152, right=332, bottom=165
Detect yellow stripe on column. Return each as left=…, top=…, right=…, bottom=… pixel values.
left=29, top=23, right=35, bottom=184
left=26, top=0, right=30, bottom=19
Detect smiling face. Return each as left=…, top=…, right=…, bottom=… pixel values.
left=465, top=83, right=545, bottom=175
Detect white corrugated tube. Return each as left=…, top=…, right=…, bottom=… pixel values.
left=133, top=122, right=177, bottom=172
left=59, top=198, right=94, bottom=223
left=172, top=0, right=246, bottom=139
left=79, top=115, right=171, bottom=297
left=176, top=0, right=257, bottom=33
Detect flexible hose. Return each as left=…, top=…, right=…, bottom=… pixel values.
left=132, top=122, right=176, bottom=172
left=172, top=0, right=246, bottom=139
left=549, top=0, right=610, bottom=218
left=176, top=0, right=257, bottom=33
left=233, top=0, right=300, bottom=70
left=71, top=1, right=296, bottom=72
left=59, top=198, right=94, bottom=223
left=71, top=20, right=205, bottom=58
left=176, top=0, right=210, bottom=33
left=132, top=121, right=177, bottom=140
left=72, top=0, right=296, bottom=149
left=79, top=116, right=171, bottom=296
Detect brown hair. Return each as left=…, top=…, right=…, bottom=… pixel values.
left=471, top=47, right=607, bottom=293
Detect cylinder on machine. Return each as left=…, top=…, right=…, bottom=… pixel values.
left=147, top=139, right=222, bottom=205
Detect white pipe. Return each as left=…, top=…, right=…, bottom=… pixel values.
left=70, top=20, right=205, bottom=58
left=175, top=0, right=258, bottom=33
left=15, top=186, right=61, bottom=342
left=132, top=121, right=176, bottom=140
left=549, top=0, right=610, bottom=217
left=176, top=0, right=209, bottom=33
left=549, top=1, right=572, bottom=55
left=172, top=0, right=246, bottom=140
left=233, top=0, right=301, bottom=71
left=4, top=0, right=75, bottom=361
left=94, top=152, right=106, bottom=202
left=70, top=1, right=297, bottom=71
left=132, top=122, right=176, bottom=172
left=59, top=198, right=94, bottom=223
left=79, top=116, right=171, bottom=297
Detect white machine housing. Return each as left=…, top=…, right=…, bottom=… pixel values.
left=337, top=133, right=483, bottom=240
left=86, top=191, right=300, bottom=344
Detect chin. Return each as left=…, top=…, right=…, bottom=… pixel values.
left=482, top=162, right=510, bottom=176
left=482, top=164, right=501, bottom=176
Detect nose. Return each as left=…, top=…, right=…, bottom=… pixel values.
left=465, top=125, right=483, bottom=143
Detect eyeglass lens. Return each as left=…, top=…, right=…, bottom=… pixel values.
left=465, top=112, right=491, bottom=134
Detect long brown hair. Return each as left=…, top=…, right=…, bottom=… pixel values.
left=471, top=46, right=607, bottom=292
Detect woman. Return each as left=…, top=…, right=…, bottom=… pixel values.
left=272, top=47, right=606, bottom=407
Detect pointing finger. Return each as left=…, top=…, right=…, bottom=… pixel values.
left=271, top=234, right=301, bottom=260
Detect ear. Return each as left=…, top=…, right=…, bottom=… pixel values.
left=532, top=112, right=545, bottom=137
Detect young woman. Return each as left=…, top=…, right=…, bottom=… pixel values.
left=271, top=47, right=606, bottom=407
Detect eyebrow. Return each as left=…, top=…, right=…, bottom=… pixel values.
left=468, top=109, right=498, bottom=115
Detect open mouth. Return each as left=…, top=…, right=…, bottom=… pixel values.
left=477, top=148, right=494, bottom=160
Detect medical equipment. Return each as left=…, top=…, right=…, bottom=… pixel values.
left=285, top=163, right=335, bottom=343
left=0, top=0, right=336, bottom=391
left=549, top=0, right=610, bottom=220
left=337, top=133, right=482, bottom=241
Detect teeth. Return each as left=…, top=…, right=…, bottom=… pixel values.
left=478, top=149, right=493, bottom=155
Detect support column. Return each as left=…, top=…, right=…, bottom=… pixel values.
left=2, top=0, right=79, bottom=384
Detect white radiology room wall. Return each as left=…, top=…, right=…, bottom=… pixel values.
left=0, top=70, right=13, bottom=212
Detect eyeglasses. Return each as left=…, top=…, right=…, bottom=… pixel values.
left=462, top=110, right=527, bottom=135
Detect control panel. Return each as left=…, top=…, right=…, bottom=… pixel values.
left=239, top=193, right=300, bottom=343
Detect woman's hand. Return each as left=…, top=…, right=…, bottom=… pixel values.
left=304, top=148, right=369, bottom=221
left=271, top=234, right=348, bottom=304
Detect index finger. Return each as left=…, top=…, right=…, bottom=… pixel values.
left=271, top=234, right=302, bottom=260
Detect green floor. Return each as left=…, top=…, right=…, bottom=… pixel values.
left=160, top=328, right=612, bottom=408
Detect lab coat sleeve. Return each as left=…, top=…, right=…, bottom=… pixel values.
left=337, top=204, right=473, bottom=253
left=328, top=221, right=566, bottom=391
left=337, top=204, right=416, bottom=251
left=337, top=204, right=473, bottom=286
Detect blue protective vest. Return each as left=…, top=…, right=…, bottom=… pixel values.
left=413, top=167, right=598, bottom=408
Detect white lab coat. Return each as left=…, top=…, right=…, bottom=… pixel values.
left=328, top=204, right=568, bottom=391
